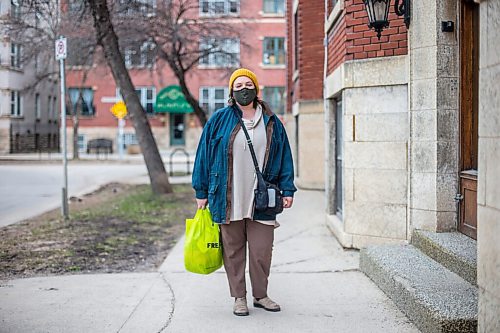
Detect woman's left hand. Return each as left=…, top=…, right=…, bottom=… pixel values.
left=283, top=197, right=294, bottom=209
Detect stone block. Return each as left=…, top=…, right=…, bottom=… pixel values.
left=477, top=205, right=500, bottom=295
left=478, top=64, right=500, bottom=138
left=344, top=85, right=407, bottom=115
left=344, top=142, right=407, bottom=170
left=344, top=167, right=354, bottom=202
left=437, top=77, right=459, bottom=110
left=411, top=46, right=437, bottom=80
left=478, top=287, right=500, bottom=333
left=437, top=45, right=458, bottom=77
left=298, top=112, right=325, bottom=189
left=411, top=172, right=437, bottom=210
left=411, top=209, right=437, bottom=231
left=482, top=1, right=500, bottom=69
left=410, top=0, right=437, bottom=49
left=436, top=173, right=458, bottom=212
left=354, top=169, right=407, bottom=205
left=344, top=201, right=407, bottom=239
left=411, top=79, right=437, bottom=111
left=355, top=113, right=408, bottom=142
left=437, top=141, right=459, bottom=174
left=477, top=139, right=486, bottom=206
left=412, top=110, right=436, bottom=141
left=437, top=108, right=459, bottom=141
left=344, top=114, right=354, bottom=142
left=411, top=141, right=437, bottom=173
left=484, top=138, right=500, bottom=211
left=344, top=55, right=408, bottom=88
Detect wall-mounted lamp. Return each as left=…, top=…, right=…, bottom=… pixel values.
left=363, top=0, right=411, bottom=39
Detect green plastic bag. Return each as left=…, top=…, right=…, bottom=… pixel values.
left=184, top=208, right=223, bottom=274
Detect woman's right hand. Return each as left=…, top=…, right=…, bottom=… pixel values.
left=196, top=198, right=208, bottom=209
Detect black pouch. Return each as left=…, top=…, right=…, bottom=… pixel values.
left=254, top=174, right=283, bottom=215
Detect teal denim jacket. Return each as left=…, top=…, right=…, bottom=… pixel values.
left=192, top=104, right=296, bottom=224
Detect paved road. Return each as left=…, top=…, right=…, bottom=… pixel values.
left=0, top=163, right=149, bottom=227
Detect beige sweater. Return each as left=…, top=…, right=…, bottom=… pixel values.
left=230, top=105, right=277, bottom=227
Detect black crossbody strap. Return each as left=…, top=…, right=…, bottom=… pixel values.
left=232, top=105, right=267, bottom=190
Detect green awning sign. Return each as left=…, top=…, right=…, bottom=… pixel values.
left=155, top=85, right=193, bottom=113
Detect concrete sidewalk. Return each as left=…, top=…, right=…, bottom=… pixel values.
left=0, top=190, right=419, bottom=333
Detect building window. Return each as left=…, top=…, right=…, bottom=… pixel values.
left=122, top=133, right=138, bottom=147
left=77, top=134, right=87, bottom=153
left=11, top=0, right=21, bottom=19
left=199, top=87, right=228, bottom=116
left=68, top=88, right=95, bottom=116
left=200, top=0, right=238, bottom=16
left=124, top=40, right=156, bottom=68
left=199, top=38, right=240, bottom=67
left=263, top=37, right=285, bottom=65
left=35, top=93, right=41, bottom=119
left=48, top=96, right=53, bottom=119
left=117, top=0, right=156, bottom=16
left=134, top=87, right=156, bottom=114
left=262, top=87, right=285, bottom=114
left=52, top=97, right=57, bottom=120
left=10, top=91, right=22, bottom=117
left=263, top=0, right=284, bottom=14
left=10, top=43, right=22, bottom=69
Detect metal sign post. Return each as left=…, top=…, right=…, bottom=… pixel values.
left=56, top=36, right=69, bottom=219
left=110, top=101, right=128, bottom=160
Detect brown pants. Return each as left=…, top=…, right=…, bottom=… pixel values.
left=220, top=219, right=274, bottom=299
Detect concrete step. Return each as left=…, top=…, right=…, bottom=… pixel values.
left=412, top=230, right=477, bottom=285
left=360, top=245, right=478, bottom=333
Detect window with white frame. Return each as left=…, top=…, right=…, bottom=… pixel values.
left=10, top=43, right=22, bottom=69
left=10, top=91, right=22, bottom=117
left=77, top=134, right=87, bottom=152
left=200, top=0, right=238, bottom=16
left=263, top=0, right=284, bottom=14
left=124, top=40, right=155, bottom=68
left=199, top=87, right=228, bottom=116
left=199, top=38, right=239, bottom=67
left=122, top=133, right=138, bottom=147
left=263, top=37, right=285, bottom=65
left=117, top=87, right=155, bottom=114
left=11, top=0, right=21, bottom=19
left=52, top=97, right=57, bottom=119
left=35, top=93, right=41, bottom=119
left=117, top=0, right=156, bottom=16
left=262, top=86, right=285, bottom=114
left=48, top=96, right=53, bottom=118
left=67, top=88, right=95, bottom=116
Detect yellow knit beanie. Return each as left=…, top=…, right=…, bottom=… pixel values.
left=228, top=68, right=259, bottom=95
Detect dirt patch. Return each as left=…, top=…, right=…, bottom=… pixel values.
left=0, top=183, right=195, bottom=282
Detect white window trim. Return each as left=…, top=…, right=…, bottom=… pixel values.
left=262, top=0, right=285, bottom=15
left=10, top=91, right=23, bottom=117
left=35, top=93, right=41, bottom=119
left=116, top=87, right=156, bottom=113
left=10, top=43, right=22, bottom=69
left=199, top=38, right=240, bottom=68
left=199, top=86, right=228, bottom=116
left=199, top=0, right=239, bottom=17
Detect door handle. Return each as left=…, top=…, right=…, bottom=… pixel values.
left=455, top=193, right=464, bottom=201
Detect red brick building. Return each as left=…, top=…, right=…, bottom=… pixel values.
left=66, top=0, right=287, bottom=154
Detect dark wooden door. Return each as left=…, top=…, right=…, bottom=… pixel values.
left=458, top=0, right=479, bottom=240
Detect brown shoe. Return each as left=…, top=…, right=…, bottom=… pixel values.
left=233, top=297, right=249, bottom=316
left=253, top=297, right=281, bottom=312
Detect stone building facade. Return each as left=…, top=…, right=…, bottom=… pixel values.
left=288, top=0, right=498, bottom=330
left=0, top=0, right=60, bottom=154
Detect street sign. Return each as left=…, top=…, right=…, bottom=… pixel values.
left=55, top=37, right=67, bottom=60
left=111, top=101, right=127, bottom=119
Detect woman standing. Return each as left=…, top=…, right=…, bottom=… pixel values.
left=192, top=68, right=296, bottom=316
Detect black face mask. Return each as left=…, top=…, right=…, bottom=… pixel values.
left=233, top=88, right=257, bottom=106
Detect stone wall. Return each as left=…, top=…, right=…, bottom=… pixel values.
left=325, top=55, right=409, bottom=248
left=477, top=1, right=500, bottom=331
left=408, top=0, right=459, bottom=233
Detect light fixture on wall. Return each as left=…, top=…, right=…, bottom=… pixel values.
left=363, top=0, right=411, bottom=39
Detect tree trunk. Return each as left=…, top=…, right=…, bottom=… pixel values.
left=72, top=108, right=79, bottom=159
left=87, top=0, right=172, bottom=194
